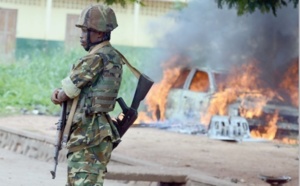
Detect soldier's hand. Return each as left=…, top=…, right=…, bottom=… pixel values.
left=57, top=90, right=69, bottom=102
left=51, top=88, right=61, bottom=105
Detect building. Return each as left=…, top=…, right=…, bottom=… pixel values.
left=0, top=0, right=187, bottom=60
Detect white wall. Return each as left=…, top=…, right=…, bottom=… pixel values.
left=0, top=0, right=177, bottom=47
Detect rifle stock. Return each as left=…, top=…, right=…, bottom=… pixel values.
left=113, top=73, right=154, bottom=146
left=130, top=74, right=154, bottom=109
left=50, top=101, right=67, bottom=179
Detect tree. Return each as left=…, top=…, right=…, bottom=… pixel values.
left=216, top=0, right=298, bottom=16
left=95, top=0, right=298, bottom=16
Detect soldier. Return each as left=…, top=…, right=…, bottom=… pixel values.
left=51, top=4, right=122, bottom=186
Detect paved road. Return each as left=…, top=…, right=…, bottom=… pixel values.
left=0, top=148, right=146, bottom=186
left=0, top=115, right=298, bottom=186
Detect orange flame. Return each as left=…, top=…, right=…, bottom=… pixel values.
left=279, top=57, right=299, bottom=107
left=144, top=67, right=181, bottom=121
left=281, top=137, right=299, bottom=145
left=189, top=71, right=210, bottom=92
left=136, top=56, right=298, bottom=143
left=202, top=60, right=279, bottom=126
left=136, top=55, right=191, bottom=123
left=250, top=110, right=279, bottom=140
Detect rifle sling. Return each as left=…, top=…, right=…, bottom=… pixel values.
left=63, top=96, right=79, bottom=141
left=91, top=41, right=142, bottom=80
left=114, top=49, right=141, bottom=79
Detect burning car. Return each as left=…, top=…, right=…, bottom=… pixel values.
left=164, top=67, right=227, bottom=121
left=142, top=59, right=298, bottom=142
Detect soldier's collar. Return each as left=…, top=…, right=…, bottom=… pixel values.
left=89, top=41, right=110, bottom=54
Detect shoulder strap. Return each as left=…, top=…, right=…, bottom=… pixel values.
left=114, top=49, right=141, bottom=79
left=62, top=96, right=79, bottom=142
left=89, top=41, right=110, bottom=54
left=92, top=43, right=141, bottom=79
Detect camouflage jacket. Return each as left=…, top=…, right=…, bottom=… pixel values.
left=63, top=42, right=122, bottom=153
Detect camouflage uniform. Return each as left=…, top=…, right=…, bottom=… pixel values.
left=61, top=4, right=121, bottom=186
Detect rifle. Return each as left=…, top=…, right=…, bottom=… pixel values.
left=50, top=101, right=67, bottom=179
left=113, top=73, right=154, bottom=148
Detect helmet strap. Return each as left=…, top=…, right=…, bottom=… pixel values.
left=84, top=30, right=111, bottom=52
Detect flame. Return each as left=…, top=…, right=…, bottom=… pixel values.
left=281, top=137, right=299, bottom=145
left=202, top=60, right=278, bottom=124
left=135, top=55, right=191, bottom=123
left=250, top=110, right=279, bottom=140
left=201, top=89, right=238, bottom=125
left=189, top=71, right=210, bottom=92
left=136, top=56, right=298, bottom=144
left=144, top=67, right=181, bottom=121
left=134, top=111, right=153, bottom=124
left=201, top=60, right=296, bottom=141
left=279, top=58, right=299, bottom=107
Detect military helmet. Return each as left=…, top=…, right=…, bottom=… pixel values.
left=76, top=4, right=118, bottom=32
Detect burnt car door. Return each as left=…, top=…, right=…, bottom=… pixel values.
left=165, top=68, right=215, bottom=121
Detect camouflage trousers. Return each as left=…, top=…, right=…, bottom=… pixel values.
left=66, top=137, right=112, bottom=186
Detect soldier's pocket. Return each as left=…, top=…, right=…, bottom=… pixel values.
left=89, top=137, right=113, bottom=165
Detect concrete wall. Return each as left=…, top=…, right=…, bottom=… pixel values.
left=0, top=0, right=181, bottom=47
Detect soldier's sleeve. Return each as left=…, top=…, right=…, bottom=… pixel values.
left=61, top=55, right=104, bottom=99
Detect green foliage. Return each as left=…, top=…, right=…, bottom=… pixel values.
left=216, top=0, right=298, bottom=16
left=0, top=46, right=143, bottom=116
left=0, top=49, right=80, bottom=115
left=94, top=0, right=298, bottom=15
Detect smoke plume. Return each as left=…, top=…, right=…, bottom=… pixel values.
left=146, top=0, right=298, bottom=86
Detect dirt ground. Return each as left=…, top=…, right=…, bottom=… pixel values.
left=0, top=115, right=298, bottom=186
